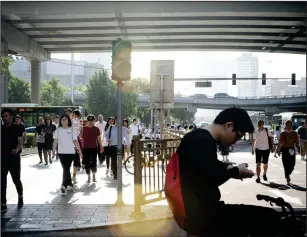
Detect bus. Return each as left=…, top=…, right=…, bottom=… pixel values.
left=272, top=112, right=306, bottom=131
left=1, top=104, right=84, bottom=127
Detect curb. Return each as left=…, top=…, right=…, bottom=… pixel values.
left=2, top=215, right=174, bottom=235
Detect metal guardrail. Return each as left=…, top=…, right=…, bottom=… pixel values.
left=131, top=131, right=182, bottom=218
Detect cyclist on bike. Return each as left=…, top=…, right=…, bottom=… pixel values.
left=177, top=108, right=281, bottom=236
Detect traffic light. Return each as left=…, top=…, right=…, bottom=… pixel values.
left=232, top=74, right=236, bottom=85
left=262, top=73, right=266, bottom=85
left=291, top=73, right=296, bottom=85
left=111, top=38, right=132, bottom=81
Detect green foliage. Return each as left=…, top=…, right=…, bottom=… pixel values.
left=41, top=77, right=69, bottom=106
left=75, top=83, right=88, bottom=93
left=123, top=77, right=150, bottom=94
left=25, top=133, right=36, bottom=148
left=1, top=56, right=14, bottom=74
left=8, top=72, right=31, bottom=103
left=86, top=70, right=140, bottom=119
left=170, top=108, right=195, bottom=124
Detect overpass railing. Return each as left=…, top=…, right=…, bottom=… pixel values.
left=131, top=130, right=182, bottom=218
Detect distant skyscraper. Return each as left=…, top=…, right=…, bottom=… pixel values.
left=235, top=53, right=259, bottom=97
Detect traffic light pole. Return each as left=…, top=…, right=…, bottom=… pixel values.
left=115, top=81, right=125, bottom=206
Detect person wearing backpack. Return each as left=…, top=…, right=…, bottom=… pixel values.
left=165, top=108, right=281, bottom=237
left=252, top=120, right=274, bottom=183
left=80, top=114, right=103, bottom=183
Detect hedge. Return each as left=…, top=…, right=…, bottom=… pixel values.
left=25, top=133, right=37, bottom=148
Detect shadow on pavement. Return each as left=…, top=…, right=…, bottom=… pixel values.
left=29, top=163, right=53, bottom=170
left=288, top=183, right=306, bottom=191
left=260, top=182, right=290, bottom=190
left=78, top=183, right=101, bottom=196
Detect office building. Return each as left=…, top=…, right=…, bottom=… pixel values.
left=235, top=53, right=259, bottom=97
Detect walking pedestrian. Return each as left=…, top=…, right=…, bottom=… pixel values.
left=44, top=115, right=56, bottom=164
left=123, top=119, right=131, bottom=159
left=52, top=115, right=60, bottom=160
left=15, top=115, right=26, bottom=150
left=1, top=109, right=24, bottom=212
left=80, top=115, right=103, bottom=183
left=95, top=115, right=107, bottom=165
left=278, top=120, right=300, bottom=184
left=104, top=117, right=115, bottom=172
left=274, top=125, right=281, bottom=158
left=252, top=120, right=273, bottom=183
left=297, top=121, right=306, bottom=161
left=130, top=119, right=142, bottom=154
left=71, top=110, right=82, bottom=184
left=35, top=117, right=48, bottom=165
left=53, top=114, right=82, bottom=195
left=104, top=118, right=129, bottom=180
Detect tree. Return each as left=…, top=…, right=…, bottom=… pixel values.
left=86, top=70, right=141, bottom=119
left=75, top=83, right=87, bottom=93
left=1, top=56, right=14, bottom=74
left=123, top=77, right=150, bottom=94
left=41, top=77, right=70, bottom=106
left=170, top=108, right=195, bottom=124
left=8, top=72, right=31, bottom=103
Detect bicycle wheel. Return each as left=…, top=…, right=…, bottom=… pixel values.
left=124, top=155, right=135, bottom=175
left=228, top=145, right=234, bottom=152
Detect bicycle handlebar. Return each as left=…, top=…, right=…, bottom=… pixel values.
left=256, top=194, right=295, bottom=214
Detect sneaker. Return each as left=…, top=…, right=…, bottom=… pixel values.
left=73, top=176, right=77, bottom=184
left=87, top=175, right=91, bottom=183
left=93, top=175, right=97, bottom=183
left=66, top=185, right=73, bottom=191
left=49, top=158, right=52, bottom=164
left=45, top=163, right=48, bottom=166
left=60, top=186, right=66, bottom=195
left=256, top=177, right=261, bottom=183
left=263, top=174, right=268, bottom=181
left=1, top=204, right=8, bottom=212
left=18, top=196, right=24, bottom=208
left=39, top=161, right=43, bottom=164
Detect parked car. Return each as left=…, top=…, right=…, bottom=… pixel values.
left=193, top=94, right=208, bottom=98
left=214, top=93, right=230, bottom=98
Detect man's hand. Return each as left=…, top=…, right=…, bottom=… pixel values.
left=252, top=150, right=254, bottom=155
left=79, top=152, right=83, bottom=160
left=237, top=163, right=254, bottom=179
left=11, top=148, right=19, bottom=155
left=100, top=147, right=104, bottom=153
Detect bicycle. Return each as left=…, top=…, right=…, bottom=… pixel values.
left=256, top=194, right=306, bottom=236
left=124, top=150, right=169, bottom=175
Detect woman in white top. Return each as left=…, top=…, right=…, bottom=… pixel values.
left=123, top=119, right=131, bottom=159
left=53, top=114, right=82, bottom=195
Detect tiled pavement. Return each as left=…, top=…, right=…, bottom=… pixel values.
left=2, top=143, right=306, bottom=233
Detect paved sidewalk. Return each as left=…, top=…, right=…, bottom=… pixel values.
left=2, top=144, right=306, bottom=233
left=1, top=204, right=172, bottom=232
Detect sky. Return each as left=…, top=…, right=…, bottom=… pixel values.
left=51, top=51, right=306, bottom=96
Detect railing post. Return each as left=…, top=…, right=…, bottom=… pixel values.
left=130, top=135, right=145, bottom=219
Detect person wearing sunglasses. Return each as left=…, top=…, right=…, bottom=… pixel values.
left=80, top=115, right=103, bottom=183
left=176, top=108, right=281, bottom=237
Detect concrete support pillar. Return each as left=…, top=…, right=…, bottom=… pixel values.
left=1, top=40, right=9, bottom=104
left=31, top=60, right=41, bottom=105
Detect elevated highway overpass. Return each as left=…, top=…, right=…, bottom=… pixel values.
left=1, top=1, right=306, bottom=105
left=138, top=94, right=307, bottom=114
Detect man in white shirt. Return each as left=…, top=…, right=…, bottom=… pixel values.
left=104, top=122, right=129, bottom=180
left=95, top=115, right=107, bottom=165
left=252, top=120, right=273, bottom=183
left=130, top=118, right=142, bottom=154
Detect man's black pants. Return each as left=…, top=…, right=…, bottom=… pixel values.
left=281, top=147, right=296, bottom=179
left=1, top=153, right=23, bottom=204
left=189, top=203, right=280, bottom=237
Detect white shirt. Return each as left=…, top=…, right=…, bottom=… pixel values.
left=54, top=126, right=78, bottom=154
left=104, top=125, right=130, bottom=146
left=130, top=124, right=141, bottom=136
left=72, top=118, right=81, bottom=137
left=144, top=128, right=152, bottom=138
left=253, top=128, right=272, bottom=150
left=95, top=121, right=106, bottom=141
